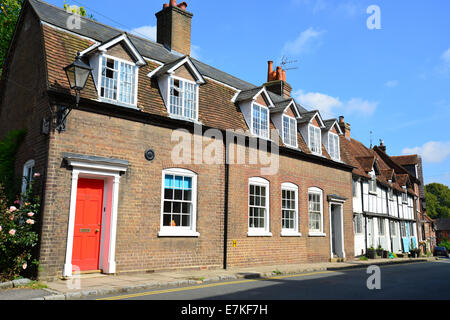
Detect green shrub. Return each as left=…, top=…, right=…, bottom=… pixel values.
left=0, top=129, right=26, bottom=201
left=438, top=238, right=450, bottom=251
left=0, top=179, right=39, bottom=281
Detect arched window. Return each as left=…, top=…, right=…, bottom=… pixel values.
left=248, top=177, right=271, bottom=236
left=159, top=168, right=199, bottom=237
left=22, top=160, right=35, bottom=195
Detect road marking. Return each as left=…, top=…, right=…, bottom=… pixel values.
left=97, top=270, right=337, bottom=300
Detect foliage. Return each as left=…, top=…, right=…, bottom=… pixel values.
left=0, top=0, right=23, bottom=77
left=0, top=129, right=26, bottom=201
left=359, top=256, right=368, bottom=261
left=0, top=178, right=40, bottom=282
left=425, top=183, right=450, bottom=219
left=63, top=1, right=94, bottom=20
left=438, top=238, right=450, bottom=252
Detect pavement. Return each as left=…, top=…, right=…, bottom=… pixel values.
left=0, top=257, right=440, bottom=300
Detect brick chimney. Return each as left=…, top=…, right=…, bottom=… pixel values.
left=339, top=116, right=351, bottom=138
left=264, top=61, right=292, bottom=99
left=156, top=1, right=193, bottom=56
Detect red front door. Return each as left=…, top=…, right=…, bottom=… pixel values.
left=72, top=178, right=104, bottom=271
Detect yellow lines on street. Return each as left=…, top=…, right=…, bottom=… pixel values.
left=97, top=270, right=336, bottom=300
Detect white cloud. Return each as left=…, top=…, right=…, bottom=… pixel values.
left=130, top=25, right=157, bottom=41
left=282, top=27, right=324, bottom=56
left=439, top=48, right=450, bottom=74
left=442, top=48, right=450, bottom=65
left=293, top=89, right=377, bottom=118
left=191, top=45, right=201, bottom=60
left=385, top=80, right=399, bottom=88
left=402, top=141, right=450, bottom=164
left=293, top=89, right=342, bottom=116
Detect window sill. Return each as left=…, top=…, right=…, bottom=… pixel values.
left=247, top=231, right=273, bottom=237
left=158, top=230, right=200, bottom=238
left=369, top=191, right=377, bottom=196
left=308, top=232, right=326, bottom=237
left=281, top=231, right=302, bottom=237
left=98, top=98, right=139, bottom=110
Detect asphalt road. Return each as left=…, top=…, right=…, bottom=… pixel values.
left=92, top=260, right=450, bottom=301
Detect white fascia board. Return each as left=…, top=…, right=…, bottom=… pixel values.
left=147, top=65, right=164, bottom=78
left=97, top=34, right=146, bottom=66
left=167, top=57, right=206, bottom=84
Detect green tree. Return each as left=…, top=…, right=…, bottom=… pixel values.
left=0, top=1, right=93, bottom=77
left=0, top=0, right=23, bottom=77
left=425, top=183, right=450, bottom=219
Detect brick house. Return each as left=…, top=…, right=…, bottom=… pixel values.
left=435, top=219, right=450, bottom=245
left=0, top=0, right=355, bottom=280
left=338, top=126, right=421, bottom=256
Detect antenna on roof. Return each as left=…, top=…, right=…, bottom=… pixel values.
left=280, top=56, right=299, bottom=71
left=369, top=131, right=373, bottom=148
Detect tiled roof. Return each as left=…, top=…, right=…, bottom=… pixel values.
left=436, top=218, right=450, bottom=231
left=391, top=155, right=419, bottom=166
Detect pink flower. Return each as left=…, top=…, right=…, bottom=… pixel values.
left=14, top=200, right=20, bottom=205
left=22, top=263, right=27, bottom=270
left=10, top=215, right=14, bottom=221
left=9, top=229, right=16, bottom=236
left=9, top=206, right=17, bottom=212
left=27, top=212, right=35, bottom=217
left=0, top=226, right=2, bottom=232
left=26, top=219, right=35, bottom=225
left=33, top=173, right=40, bottom=178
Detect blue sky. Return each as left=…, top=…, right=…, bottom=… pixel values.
left=46, top=0, right=450, bottom=186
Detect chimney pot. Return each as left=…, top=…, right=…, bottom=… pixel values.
left=177, top=1, right=188, bottom=10
left=170, top=0, right=177, bottom=7
left=339, top=116, right=345, bottom=124
left=163, top=3, right=169, bottom=8
left=276, top=66, right=282, bottom=81
left=267, top=61, right=274, bottom=82
left=282, top=69, right=286, bottom=82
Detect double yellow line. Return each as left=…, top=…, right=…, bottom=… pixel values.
left=97, top=270, right=336, bottom=300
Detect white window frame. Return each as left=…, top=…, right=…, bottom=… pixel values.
left=390, top=221, right=397, bottom=237
left=282, top=115, right=298, bottom=148
left=248, top=177, right=272, bottom=237
left=281, top=183, right=301, bottom=237
left=308, top=125, right=322, bottom=155
left=98, top=54, right=138, bottom=107
left=402, top=187, right=408, bottom=204
left=369, top=174, right=377, bottom=194
left=328, top=132, right=340, bottom=161
left=168, top=75, right=199, bottom=122
left=378, top=218, right=385, bottom=236
left=251, top=102, right=270, bottom=139
left=21, top=159, right=35, bottom=195
left=308, top=187, right=325, bottom=236
left=159, top=168, right=199, bottom=237
left=354, top=213, right=363, bottom=235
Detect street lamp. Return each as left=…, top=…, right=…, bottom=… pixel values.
left=58, top=52, right=92, bottom=131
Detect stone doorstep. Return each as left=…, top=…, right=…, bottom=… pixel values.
left=39, top=258, right=433, bottom=300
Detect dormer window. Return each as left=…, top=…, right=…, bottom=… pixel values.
left=100, top=56, right=137, bottom=105
left=169, top=77, right=198, bottom=121
left=252, top=103, right=269, bottom=139
left=402, top=187, right=407, bottom=203
left=282, top=115, right=297, bottom=147
left=308, top=125, right=322, bottom=154
left=328, top=132, right=340, bottom=160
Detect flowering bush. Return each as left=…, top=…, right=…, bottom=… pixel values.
left=0, top=177, right=40, bottom=281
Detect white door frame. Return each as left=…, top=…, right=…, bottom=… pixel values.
left=328, top=201, right=346, bottom=259
left=63, top=158, right=127, bottom=277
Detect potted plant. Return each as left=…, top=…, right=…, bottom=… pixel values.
left=382, top=250, right=389, bottom=259
left=415, top=248, right=422, bottom=258
left=376, top=245, right=384, bottom=257
left=410, top=250, right=417, bottom=258
left=367, top=246, right=376, bottom=259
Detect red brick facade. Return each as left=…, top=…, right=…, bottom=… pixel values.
left=0, top=1, right=354, bottom=280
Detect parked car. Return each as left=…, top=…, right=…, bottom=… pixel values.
left=433, top=246, right=449, bottom=257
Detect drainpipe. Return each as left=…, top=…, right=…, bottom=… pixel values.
left=223, top=141, right=230, bottom=270
left=361, top=179, right=367, bottom=254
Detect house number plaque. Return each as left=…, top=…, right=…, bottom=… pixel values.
left=80, top=228, right=91, bottom=233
